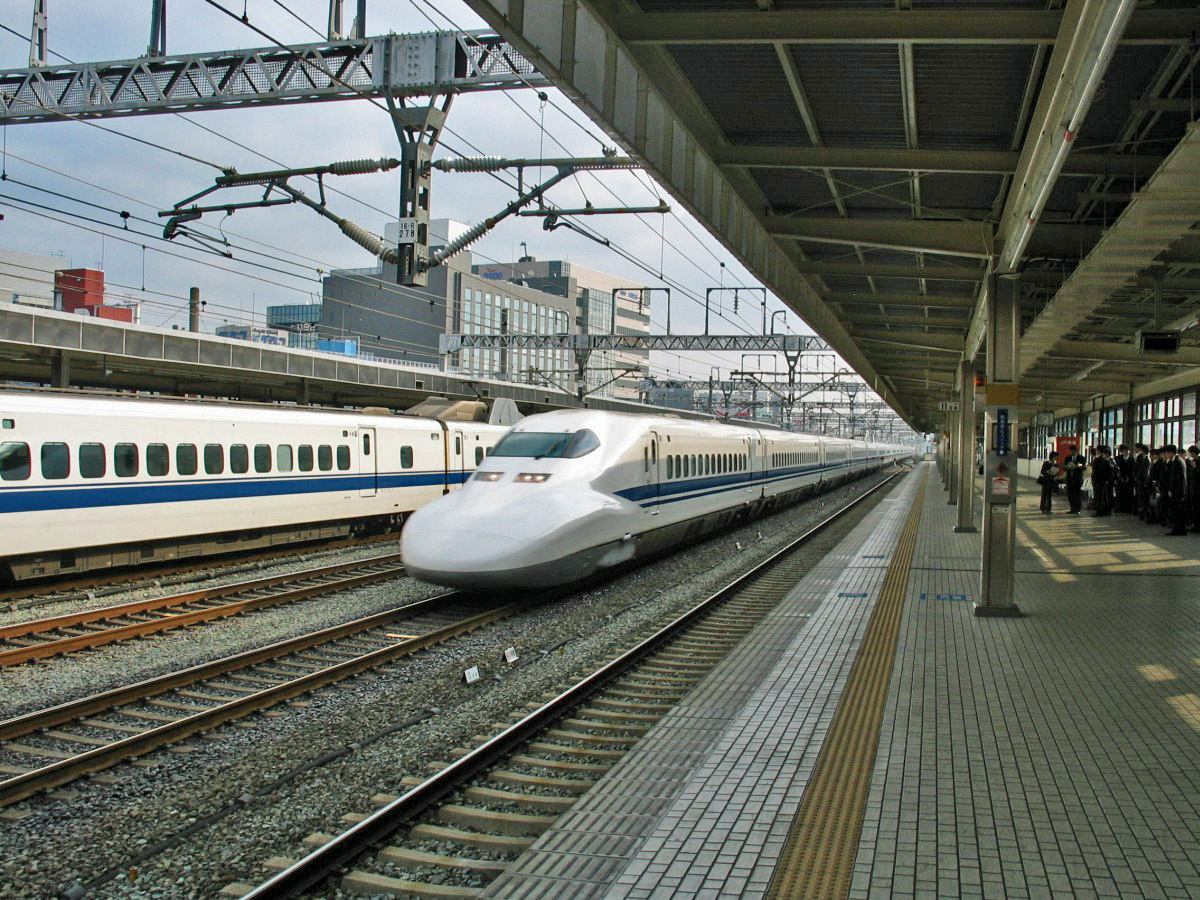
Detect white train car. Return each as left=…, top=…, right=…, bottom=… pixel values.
left=0, top=393, right=508, bottom=582
left=402, top=409, right=910, bottom=589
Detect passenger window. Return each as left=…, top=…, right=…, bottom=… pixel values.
left=177, top=444, right=198, bottom=476
left=80, top=443, right=105, bottom=478
left=230, top=444, right=249, bottom=474
left=276, top=445, right=293, bottom=473
left=41, top=442, right=69, bottom=479
left=667, top=456, right=674, bottom=479
left=0, top=441, right=31, bottom=481
left=363, top=433, right=371, bottom=456
left=146, top=443, right=169, bottom=477
left=401, top=446, right=413, bottom=469
left=298, top=445, right=313, bottom=472
left=254, top=444, right=272, bottom=473
left=476, top=446, right=484, bottom=465
left=651, top=442, right=657, bottom=465
left=204, top=444, right=224, bottom=474
left=318, top=445, right=333, bottom=471
left=644, top=447, right=649, bottom=472
left=455, top=436, right=462, bottom=455
left=336, top=445, right=350, bottom=471
left=114, top=443, right=139, bottom=478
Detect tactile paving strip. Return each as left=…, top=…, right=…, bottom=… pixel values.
left=766, top=469, right=928, bottom=899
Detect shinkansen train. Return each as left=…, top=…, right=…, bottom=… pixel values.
left=402, top=409, right=912, bottom=589
left=0, top=392, right=509, bottom=583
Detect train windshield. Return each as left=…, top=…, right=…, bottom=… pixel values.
left=489, top=429, right=600, bottom=460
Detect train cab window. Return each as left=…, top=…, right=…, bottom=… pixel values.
left=317, top=445, right=333, bottom=471
left=204, top=444, right=224, bottom=475
left=177, top=444, right=198, bottom=476
left=276, top=445, right=293, bottom=473
left=336, top=445, right=351, bottom=471
left=254, top=445, right=272, bottom=474
left=41, top=442, right=70, bottom=480
left=475, top=446, right=485, bottom=465
left=80, top=443, right=105, bottom=479
left=400, top=446, right=413, bottom=469
left=298, top=445, right=313, bottom=472
left=114, top=443, right=139, bottom=478
left=0, top=442, right=31, bottom=481
left=146, top=444, right=169, bottom=477
left=362, top=434, right=371, bottom=456
left=230, top=444, right=249, bottom=474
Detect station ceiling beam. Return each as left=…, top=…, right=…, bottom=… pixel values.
left=616, top=10, right=1200, bottom=46
left=1044, top=341, right=1200, bottom=366
left=827, top=293, right=978, bottom=310
left=770, top=216, right=1101, bottom=259
left=721, top=146, right=1162, bottom=177
left=440, top=334, right=831, bottom=353
left=784, top=259, right=986, bottom=282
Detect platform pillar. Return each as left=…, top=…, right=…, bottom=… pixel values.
left=946, top=411, right=958, bottom=498
left=977, top=275, right=1021, bottom=617
left=955, top=360, right=977, bottom=531
left=51, top=350, right=70, bottom=388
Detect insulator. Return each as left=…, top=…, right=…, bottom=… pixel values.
left=328, top=157, right=398, bottom=176
left=433, top=156, right=505, bottom=172
left=339, top=219, right=385, bottom=256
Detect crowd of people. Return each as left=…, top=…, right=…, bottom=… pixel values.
left=1038, top=443, right=1200, bottom=536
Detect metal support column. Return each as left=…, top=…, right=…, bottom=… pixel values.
left=946, top=411, right=958, bottom=499
left=977, top=275, right=1022, bottom=617
left=955, top=360, right=978, bottom=532
left=51, top=350, right=70, bottom=388
left=28, top=0, right=47, bottom=67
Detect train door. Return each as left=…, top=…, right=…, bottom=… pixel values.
left=645, top=431, right=661, bottom=514
left=358, top=427, right=377, bottom=497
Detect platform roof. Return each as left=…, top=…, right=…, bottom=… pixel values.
left=464, top=0, right=1200, bottom=430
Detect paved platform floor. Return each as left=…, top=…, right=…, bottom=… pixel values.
left=486, top=464, right=1200, bottom=899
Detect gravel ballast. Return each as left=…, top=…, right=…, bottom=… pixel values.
left=0, top=471, right=901, bottom=899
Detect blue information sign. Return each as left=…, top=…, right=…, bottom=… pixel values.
left=996, top=408, right=1009, bottom=456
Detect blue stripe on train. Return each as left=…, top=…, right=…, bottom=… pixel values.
left=0, top=469, right=470, bottom=514
left=615, top=461, right=855, bottom=507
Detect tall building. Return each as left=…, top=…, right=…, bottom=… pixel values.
left=472, top=258, right=651, bottom=400
left=0, top=249, right=60, bottom=308
left=319, top=220, right=575, bottom=382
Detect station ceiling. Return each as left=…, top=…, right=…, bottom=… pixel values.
left=466, top=0, right=1200, bottom=431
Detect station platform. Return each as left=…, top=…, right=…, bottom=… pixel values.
left=484, top=463, right=1200, bottom=899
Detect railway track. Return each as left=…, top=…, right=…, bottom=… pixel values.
left=239, top=470, right=903, bottom=899
left=0, top=554, right=408, bottom=667
left=0, top=533, right=401, bottom=611
left=0, top=590, right=526, bottom=807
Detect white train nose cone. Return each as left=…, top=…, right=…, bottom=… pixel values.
left=402, top=528, right=526, bottom=588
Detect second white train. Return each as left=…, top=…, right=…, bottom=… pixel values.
left=402, top=409, right=910, bottom=589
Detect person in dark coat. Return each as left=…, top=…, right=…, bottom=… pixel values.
left=1115, top=445, right=1134, bottom=514
left=1039, top=451, right=1060, bottom=514
left=1092, top=446, right=1113, bottom=517
left=1133, top=444, right=1151, bottom=519
left=1149, top=448, right=1166, bottom=524
left=1163, top=445, right=1189, bottom=536
left=1188, top=445, right=1200, bottom=532
left=1062, top=444, right=1086, bottom=514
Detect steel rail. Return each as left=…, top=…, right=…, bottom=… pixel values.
left=242, top=468, right=905, bottom=899
left=0, top=592, right=525, bottom=807
left=0, top=554, right=405, bottom=666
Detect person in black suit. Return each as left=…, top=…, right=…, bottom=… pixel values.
left=1163, top=445, right=1189, bottom=536
left=1062, top=445, right=1086, bottom=514
left=1149, top=448, right=1166, bottom=524
left=1039, top=451, right=1059, bottom=514
left=1188, top=445, right=1200, bottom=533
left=1092, top=446, right=1113, bottom=517
left=1114, top=445, right=1134, bottom=514
left=1133, top=444, right=1151, bottom=519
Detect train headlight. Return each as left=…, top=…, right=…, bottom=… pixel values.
left=474, top=471, right=504, bottom=482
left=514, top=472, right=551, bottom=483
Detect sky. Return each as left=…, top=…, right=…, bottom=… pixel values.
left=0, top=0, right=856, bottom=387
